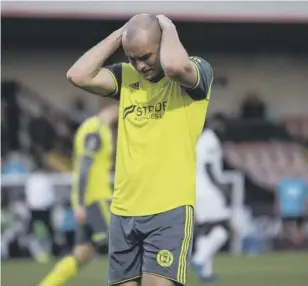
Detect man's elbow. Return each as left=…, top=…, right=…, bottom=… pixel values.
left=66, top=68, right=88, bottom=87
left=162, top=61, right=191, bottom=79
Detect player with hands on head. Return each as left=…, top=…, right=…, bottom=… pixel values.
left=67, top=14, right=213, bottom=286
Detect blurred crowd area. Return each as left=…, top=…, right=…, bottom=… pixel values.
left=2, top=77, right=308, bottom=179
left=2, top=77, right=308, bottom=191
left=1, top=15, right=308, bottom=259
left=1, top=79, right=117, bottom=174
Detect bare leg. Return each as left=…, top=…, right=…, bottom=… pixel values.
left=142, top=273, right=175, bottom=286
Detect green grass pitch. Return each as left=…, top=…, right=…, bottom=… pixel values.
left=2, top=253, right=308, bottom=286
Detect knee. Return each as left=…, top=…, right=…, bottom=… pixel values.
left=73, top=245, right=93, bottom=264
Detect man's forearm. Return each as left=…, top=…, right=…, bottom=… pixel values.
left=160, top=25, right=190, bottom=76
left=205, top=163, right=230, bottom=202
left=67, top=27, right=124, bottom=83
left=205, top=164, right=223, bottom=188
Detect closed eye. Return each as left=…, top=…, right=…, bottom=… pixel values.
left=138, top=54, right=151, bottom=61
left=128, top=53, right=151, bottom=64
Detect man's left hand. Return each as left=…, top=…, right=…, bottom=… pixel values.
left=156, top=15, right=175, bottom=30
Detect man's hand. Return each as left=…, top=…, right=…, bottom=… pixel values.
left=75, top=205, right=87, bottom=225
left=66, top=23, right=127, bottom=97
left=156, top=15, right=175, bottom=30
left=155, top=15, right=197, bottom=88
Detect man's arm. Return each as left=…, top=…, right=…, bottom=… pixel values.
left=198, top=131, right=230, bottom=201
left=157, top=15, right=213, bottom=95
left=76, top=133, right=102, bottom=205
left=205, top=139, right=230, bottom=202
left=205, top=163, right=231, bottom=204
left=66, top=25, right=125, bottom=98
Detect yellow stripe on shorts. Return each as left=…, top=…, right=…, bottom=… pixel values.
left=177, top=206, right=194, bottom=284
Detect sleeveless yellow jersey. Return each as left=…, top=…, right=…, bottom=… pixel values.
left=72, top=115, right=113, bottom=208
left=105, top=57, right=213, bottom=216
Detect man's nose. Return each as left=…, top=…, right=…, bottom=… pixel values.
left=136, top=60, right=146, bottom=72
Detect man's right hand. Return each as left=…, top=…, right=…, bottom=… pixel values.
left=66, top=23, right=127, bottom=97
left=75, top=205, right=87, bottom=225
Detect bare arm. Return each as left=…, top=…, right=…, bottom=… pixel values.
left=157, top=15, right=197, bottom=88
left=66, top=25, right=125, bottom=97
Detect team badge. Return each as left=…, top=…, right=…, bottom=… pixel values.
left=157, top=250, right=173, bottom=267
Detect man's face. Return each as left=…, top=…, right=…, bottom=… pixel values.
left=123, top=32, right=163, bottom=82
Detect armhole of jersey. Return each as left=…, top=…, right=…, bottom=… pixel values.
left=104, top=63, right=122, bottom=100
left=181, top=57, right=211, bottom=101
left=206, top=74, right=213, bottom=99
left=105, top=69, right=119, bottom=98
left=184, top=59, right=201, bottom=90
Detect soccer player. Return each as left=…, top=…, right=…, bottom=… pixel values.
left=39, top=104, right=118, bottom=286
left=67, top=14, right=213, bottom=286
left=192, top=126, right=230, bottom=282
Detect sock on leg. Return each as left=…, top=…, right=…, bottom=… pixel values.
left=192, top=236, right=209, bottom=265
left=200, top=226, right=228, bottom=277
left=202, top=258, right=213, bottom=277
left=39, top=256, right=78, bottom=286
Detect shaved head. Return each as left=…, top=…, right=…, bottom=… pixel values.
left=122, top=14, right=163, bottom=82
left=123, top=14, right=161, bottom=46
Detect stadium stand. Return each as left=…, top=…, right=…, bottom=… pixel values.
left=1, top=80, right=73, bottom=172
left=284, top=115, right=308, bottom=142
left=221, top=120, right=308, bottom=193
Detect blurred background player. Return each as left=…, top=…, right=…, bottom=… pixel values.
left=39, top=104, right=118, bottom=286
left=25, top=162, right=56, bottom=263
left=192, top=124, right=230, bottom=282
left=276, top=167, right=308, bottom=245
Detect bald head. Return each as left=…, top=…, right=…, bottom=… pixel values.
left=123, top=14, right=161, bottom=47
left=122, top=14, right=163, bottom=82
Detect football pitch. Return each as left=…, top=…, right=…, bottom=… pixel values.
left=2, top=253, right=308, bottom=286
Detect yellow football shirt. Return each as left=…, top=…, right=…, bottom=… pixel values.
left=105, top=57, right=213, bottom=216
left=72, top=115, right=113, bottom=208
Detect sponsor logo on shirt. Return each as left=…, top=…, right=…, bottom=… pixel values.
left=123, top=101, right=167, bottom=121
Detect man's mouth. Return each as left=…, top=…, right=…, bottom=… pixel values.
left=142, top=69, right=152, bottom=75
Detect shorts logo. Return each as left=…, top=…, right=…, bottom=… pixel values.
left=157, top=250, right=173, bottom=267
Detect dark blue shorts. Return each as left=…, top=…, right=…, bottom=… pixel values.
left=108, top=205, right=194, bottom=285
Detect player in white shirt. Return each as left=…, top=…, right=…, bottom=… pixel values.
left=191, top=127, right=230, bottom=282
left=25, top=164, right=56, bottom=263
